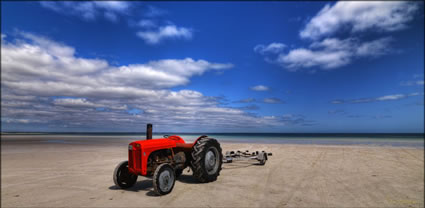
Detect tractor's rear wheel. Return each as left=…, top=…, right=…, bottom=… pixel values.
left=191, top=137, right=223, bottom=183
left=153, top=163, right=176, bottom=195
left=113, top=161, right=138, bottom=189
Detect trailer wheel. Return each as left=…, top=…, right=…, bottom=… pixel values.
left=191, top=137, right=223, bottom=183
left=153, top=163, right=176, bottom=195
left=258, top=152, right=267, bottom=165
left=113, top=161, right=138, bottom=189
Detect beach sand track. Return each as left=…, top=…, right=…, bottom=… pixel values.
left=1, top=139, right=424, bottom=207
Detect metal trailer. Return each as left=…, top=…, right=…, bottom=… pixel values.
left=223, top=150, right=272, bottom=165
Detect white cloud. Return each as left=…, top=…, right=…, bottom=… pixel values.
left=2, top=32, right=231, bottom=90
left=137, top=25, right=193, bottom=44
left=300, top=2, right=419, bottom=39
left=254, top=43, right=286, bottom=54
left=275, top=37, right=392, bottom=70
left=309, top=37, right=355, bottom=51
left=277, top=47, right=351, bottom=70
left=2, top=118, right=47, bottom=124
left=263, top=98, right=283, bottom=104
left=2, top=32, right=308, bottom=131
left=40, top=1, right=130, bottom=22
left=255, top=2, right=419, bottom=71
left=250, top=85, right=269, bottom=91
left=93, top=1, right=130, bottom=12
left=376, top=94, right=406, bottom=101
left=53, top=98, right=102, bottom=108
left=1, top=94, right=36, bottom=101
left=331, top=100, right=344, bottom=104
left=356, top=37, right=393, bottom=57
left=331, top=92, right=423, bottom=104
left=40, top=2, right=194, bottom=45
left=138, top=19, right=157, bottom=28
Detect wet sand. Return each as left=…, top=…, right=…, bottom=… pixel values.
left=1, top=136, right=424, bottom=207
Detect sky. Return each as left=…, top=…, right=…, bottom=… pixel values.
left=1, top=1, right=424, bottom=133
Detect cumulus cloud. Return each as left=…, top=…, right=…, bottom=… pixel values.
left=137, top=25, right=193, bottom=44
left=300, top=2, right=419, bottom=40
left=1, top=32, right=308, bottom=132
left=40, top=2, right=194, bottom=45
left=331, top=92, right=423, bottom=104
left=40, top=1, right=131, bottom=22
left=250, top=85, right=269, bottom=91
left=2, top=32, right=231, bottom=90
left=276, top=37, right=393, bottom=70
left=254, top=43, right=286, bottom=54
left=2, top=118, right=48, bottom=124
left=258, top=37, right=394, bottom=71
left=255, top=2, right=419, bottom=71
left=355, top=37, right=394, bottom=57
left=53, top=98, right=103, bottom=108
left=277, top=46, right=351, bottom=70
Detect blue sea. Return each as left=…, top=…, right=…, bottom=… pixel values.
left=2, top=133, right=423, bottom=148
left=161, top=133, right=425, bottom=148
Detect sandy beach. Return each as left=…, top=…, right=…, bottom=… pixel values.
left=1, top=136, right=424, bottom=207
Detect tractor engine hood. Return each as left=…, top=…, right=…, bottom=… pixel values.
left=129, top=136, right=186, bottom=151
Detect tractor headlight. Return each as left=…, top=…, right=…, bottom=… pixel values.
left=128, top=144, right=133, bottom=150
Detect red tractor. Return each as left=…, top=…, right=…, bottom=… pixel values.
left=113, top=124, right=223, bottom=195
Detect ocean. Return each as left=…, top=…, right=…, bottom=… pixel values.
left=2, top=133, right=424, bottom=148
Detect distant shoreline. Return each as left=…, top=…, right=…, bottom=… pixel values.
left=2, top=134, right=423, bottom=148
left=2, top=132, right=424, bottom=137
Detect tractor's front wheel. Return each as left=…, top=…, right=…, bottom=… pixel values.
left=153, top=163, right=176, bottom=195
left=113, top=161, right=138, bottom=189
left=191, top=137, right=223, bottom=183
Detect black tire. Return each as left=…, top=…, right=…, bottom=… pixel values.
left=113, top=161, right=138, bottom=189
left=153, top=163, right=176, bottom=195
left=259, top=152, right=267, bottom=165
left=191, top=137, right=223, bottom=183
left=175, top=169, right=183, bottom=178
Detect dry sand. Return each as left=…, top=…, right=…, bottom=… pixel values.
left=1, top=136, right=424, bottom=207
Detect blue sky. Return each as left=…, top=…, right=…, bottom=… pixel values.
left=1, top=1, right=424, bottom=133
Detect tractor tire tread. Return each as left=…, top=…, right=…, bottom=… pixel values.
left=190, top=138, right=222, bottom=183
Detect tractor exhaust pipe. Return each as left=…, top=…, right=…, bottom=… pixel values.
left=146, top=123, right=153, bottom=140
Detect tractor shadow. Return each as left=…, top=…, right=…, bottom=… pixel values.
left=176, top=174, right=199, bottom=184
left=108, top=174, right=198, bottom=197
left=109, top=162, right=264, bottom=196
left=109, top=180, right=160, bottom=197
